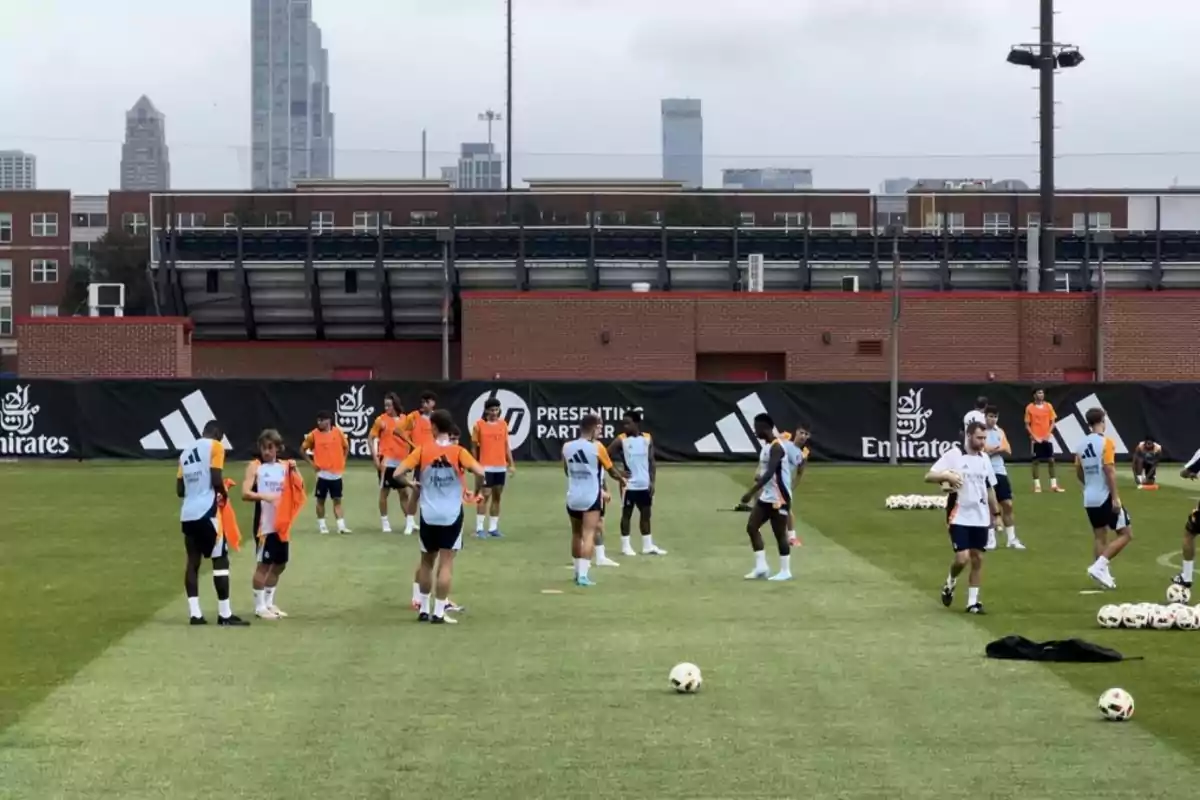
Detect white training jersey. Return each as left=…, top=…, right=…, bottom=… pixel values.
left=254, top=461, right=287, bottom=534
left=1185, top=447, right=1200, bottom=475
left=178, top=438, right=226, bottom=522
left=758, top=440, right=797, bottom=508
left=401, top=439, right=478, bottom=526
left=932, top=447, right=996, bottom=528
left=618, top=433, right=653, bottom=491
left=1076, top=432, right=1116, bottom=508
left=564, top=438, right=612, bottom=511
left=783, top=440, right=806, bottom=470
left=985, top=426, right=1010, bottom=477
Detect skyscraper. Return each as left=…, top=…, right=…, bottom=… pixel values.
left=0, top=150, right=36, bottom=190
left=251, top=0, right=335, bottom=189
left=120, top=96, right=170, bottom=191
left=661, top=98, right=703, bottom=189
left=722, top=168, right=813, bottom=190
left=455, top=143, right=502, bottom=190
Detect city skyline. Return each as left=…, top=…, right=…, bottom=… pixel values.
left=0, top=150, right=36, bottom=190
left=120, top=96, right=170, bottom=191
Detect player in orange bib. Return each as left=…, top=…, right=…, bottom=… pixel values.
left=302, top=410, right=351, bottom=534
left=1024, top=388, right=1064, bottom=493
left=369, top=393, right=411, bottom=534
left=398, top=391, right=438, bottom=535
left=472, top=397, right=515, bottom=539
left=399, top=409, right=487, bottom=625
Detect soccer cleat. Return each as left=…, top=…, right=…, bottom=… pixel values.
left=642, top=545, right=668, bottom=556
left=268, top=605, right=288, bottom=618
left=488, top=529, right=504, bottom=538
left=966, top=603, right=986, bottom=615
left=218, top=615, right=251, bottom=627
left=446, top=600, right=465, bottom=613
left=381, top=519, right=393, bottom=533
left=1006, top=539, right=1027, bottom=550
left=255, top=608, right=280, bottom=620
left=574, top=575, right=597, bottom=587
left=1052, top=486, right=1065, bottom=493
left=744, top=568, right=770, bottom=580
left=1087, top=565, right=1117, bottom=590
left=431, top=614, right=458, bottom=625
left=189, top=616, right=208, bottom=626
left=417, top=612, right=430, bottom=622
left=767, top=572, right=793, bottom=582
left=318, top=526, right=330, bottom=535
left=337, top=525, right=352, bottom=534
left=621, top=548, right=637, bottom=557
left=940, top=585, right=954, bottom=607
left=595, top=557, right=620, bottom=567
left=1171, top=574, right=1193, bottom=589
left=1033, top=484, right=1042, bottom=493
left=475, top=530, right=489, bottom=539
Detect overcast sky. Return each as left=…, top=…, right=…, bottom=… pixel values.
left=3, top=0, right=1200, bottom=193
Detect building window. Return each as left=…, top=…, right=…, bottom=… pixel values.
left=1026, top=213, right=1040, bottom=229
left=983, top=212, right=1011, bottom=234
left=31, top=259, right=59, bottom=284
left=739, top=212, right=756, bottom=227
left=30, top=305, right=58, bottom=318
left=90, top=213, right=108, bottom=228
left=410, top=211, right=439, bottom=226
left=352, top=211, right=391, bottom=231
left=32, top=213, right=58, bottom=237
left=223, top=212, right=238, bottom=229
left=1072, top=212, right=1112, bottom=233
left=924, top=212, right=965, bottom=232
left=123, top=212, right=148, bottom=235
left=272, top=211, right=293, bottom=226
left=71, top=242, right=94, bottom=271
left=175, top=212, right=206, bottom=229
left=0, top=260, right=10, bottom=288
left=72, top=213, right=89, bottom=228
left=774, top=212, right=807, bottom=229
left=0, top=305, right=11, bottom=337
left=312, top=211, right=334, bottom=231
left=830, top=212, right=858, bottom=229
left=0, top=213, right=11, bottom=243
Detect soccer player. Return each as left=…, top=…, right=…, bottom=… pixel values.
left=1132, top=437, right=1162, bottom=488
left=962, top=396, right=987, bottom=441
left=608, top=409, right=666, bottom=556
left=399, top=391, right=438, bottom=535
left=925, top=421, right=999, bottom=614
left=176, top=421, right=249, bottom=626
left=1170, top=447, right=1200, bottom=589
left=565, top=413, right=627, bottom=587
left=781, top=424, right=811, bottom=547
left=398, top=409, right=487, bottom=624
left=1025, top=388, right=1063, bottom=493
left=302, top=410, right=351, bottom=534
left=472, top=397, right=515, bottom=539
left=243, top=429, right=294, bottom=620
left=1076, top=408, right=1132, bottom=590
left=984, top=406, right=1024, bottom=550
left=370, top=392, right=409, bottom=533
left=739, top=414, right=797, bottom=582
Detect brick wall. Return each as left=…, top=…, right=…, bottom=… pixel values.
left=1100, top=294, right=1200, bottom=380
left=461, top=291, right=1131, bottom=381
left=16, top=317, right=193, bottom=378
left=192, top=341, right=452, bottom=379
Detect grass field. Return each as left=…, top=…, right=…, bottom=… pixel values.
left=3, top=460, right=1200, bottom=799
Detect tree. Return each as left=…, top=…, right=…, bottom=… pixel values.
left=59, top=229, right=156, bottom=316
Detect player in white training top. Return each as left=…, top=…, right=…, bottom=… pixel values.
left=564, top=413, right=626, bottom=587
left=984, top=405, right=1024, bottom=551
left=608, top=409, right=666, bottom=557
left=1170, top=447, right=1200, bottom=590
left=739, top=413, right=798, bottom=582
left=1076, top=407, right=1132, bottom=590
left=926, top=421, right=999, bottom=614
left=962, top=396, right=987, bottom=440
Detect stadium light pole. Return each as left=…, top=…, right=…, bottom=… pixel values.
left=1007, top=0, right=1084, bottom=292
left=505, top=0, right=513, bottom=193
left=888, top=224, right=903, bottom=467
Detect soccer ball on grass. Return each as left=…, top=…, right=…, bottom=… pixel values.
left=1151, top=606, right=1177, bottom=630
left=1166, top=583, right=1191, bottom=604
left=1098, top=687, right=1134, bottom=721
left=1174, top=605, right=1199, bottom=630
left=1096, top=605, right=1122, bottom=629
left=1121, top=604, right=1149, bottom=629
left=669, top=662, right=702, bottom=694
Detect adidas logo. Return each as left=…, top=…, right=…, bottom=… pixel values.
left=139, top=390, right=232, bottom=452
left=1050, top=392, right=1128, bottom=456
left=694, top=392, right=771, bottom=454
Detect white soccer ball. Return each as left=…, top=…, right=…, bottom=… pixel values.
left=1097, top=604, right=1123, bottom=629
left=1175, top=606, right=1199, bottom=630
left=1098, top=688, right=1135, bottom=721
left=1122, top=604, right=1149, bottom=629
left=917, top=496, right=932, bottom=510
left=669, top=662, right=702, bottom=694
left=1166, top=583, right=1191, bottom=604
left=1151, top=605, right=1177, bottom=630
left=884, top=496, right=898, bottom=509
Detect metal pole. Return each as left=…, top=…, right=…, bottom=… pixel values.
left=505, top=0, right=513, bottom=192
left=1096, top=246, right=1106, bottom=381
left=888, top=228, right=902, bottom=466
left=1038, top=0, right=1056, bottom=292
left=441, top=240, right=450, bottom=380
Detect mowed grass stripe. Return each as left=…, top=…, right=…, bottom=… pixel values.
left=0, top=465, right=1192, bottom=799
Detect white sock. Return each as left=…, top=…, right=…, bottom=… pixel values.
left=778, top=554, right=791, bottom=574
left=1005, top=525, right=1016, bottom=542
left=264, top=587, right=276, bottom=608
left=434, top=598, right=448, bottom=618
left=381, top=515, right=390, bottom=526
left=1050, top=478, right=1059, bottom=488
left=412, top=582, right=422, bottom=604
left=642, top=534, right=654, bottom=549
left=577, top=558, right=590, bottom=579
left=187, top=596, right=202, bottom=618
left=1034, top=478, right=1041, bottom=487
left=218, top=598, right=232, bottom=618
left=968, top=587, right=980, bottom=606
left=253, top=589, right=265, bottom=611
left=595, top=544, right=607, bottom=562
left=476, top=515, right=485, bottom=532
left=1095, top=555, right=1111, bottom=570
left=488, top=516, right=499, bottom=532
left=336, top=517, right=347, bottom=531
left=621, top=535, right=632, bottom=551
left=405, top=515, right=416, bottom=530
left=1183, top=561, right=1195, bottom=582
left=419, top=593, right=431, bottom=614
left=787, top=529, right=796, bottom=539
left=945, top=572, right=957, bottom=588
left=318, top=518, right=329, bottom=531
left=754, top=550, right=768, bottom=571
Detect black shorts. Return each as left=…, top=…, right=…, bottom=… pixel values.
left=949, top=524, right=989, bottom=553
left=567, top=496, right=603, bottom=520
left=993, top=474, right=1013, bottom=503
left=379, top=466, right=399, bottom=490
left=623, top=489, right=652, bottom=511
left=315, top=477, right=343, bottom=501
left=419, top=512, right=464, bottom=552
left=755, top=499, right=789, bottom=517
left=483, top=471, right=507, bottom=489
left=1032, top=440, right=1054, bottom=461
left=181, top=517, right=228, bottom=560
left=1186, top=503, right=1200, bottom=535
left=1085, top=498, right=1131, bottom=531
left=256, top=533, right=290, bottom=565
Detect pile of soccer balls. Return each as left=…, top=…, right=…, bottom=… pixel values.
left=1096, top=584, right=1198, bottom=630
left=884, top=495, right=949, bottom=510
